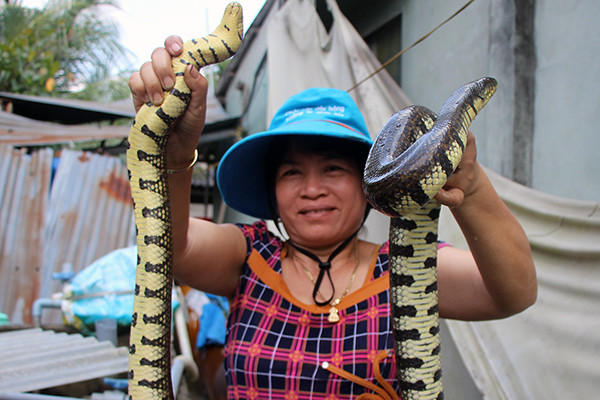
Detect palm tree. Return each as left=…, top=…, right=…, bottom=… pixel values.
left=0, top=0, right=133, bottom=100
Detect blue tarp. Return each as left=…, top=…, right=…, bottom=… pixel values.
left=65, top=246, right=178, bottom=328
left=65, top=246, right=228, bottom=350
left=67, top=246, right=137, bottom=327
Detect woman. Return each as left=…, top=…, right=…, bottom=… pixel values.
left=129, top=36, right=537, bottom=398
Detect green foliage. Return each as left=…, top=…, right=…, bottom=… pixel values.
left=0, top=0, right=133, bottom=100
left=65, top=72, right=131, bottom=102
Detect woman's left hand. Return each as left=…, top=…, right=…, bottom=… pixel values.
left=434, top=130, right=479, bottom=208
left=434, top=130, right=537, bottom=320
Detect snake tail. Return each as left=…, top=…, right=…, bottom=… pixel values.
left=126, top=3, right=242, bottom=399
left=363, top=77, right=497, bottom=400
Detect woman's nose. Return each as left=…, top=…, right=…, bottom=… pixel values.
left=301, top=172, right=328, bottom=198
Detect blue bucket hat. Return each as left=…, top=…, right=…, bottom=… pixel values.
left=216, top=87, right=373, bottom=220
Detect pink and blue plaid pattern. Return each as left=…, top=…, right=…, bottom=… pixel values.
left=224, top=221, right=400, bottom=399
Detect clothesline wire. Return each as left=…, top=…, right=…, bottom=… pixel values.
left=347, top=0, right=478, bottom=93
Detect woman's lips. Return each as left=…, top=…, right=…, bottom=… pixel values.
left=299, top=206, right=336, bottom=216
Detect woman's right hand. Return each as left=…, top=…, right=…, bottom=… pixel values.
left=128, top=35, right=209, bottom=169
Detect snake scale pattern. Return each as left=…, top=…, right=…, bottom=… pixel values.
left=126, top=3, right=242, bottom=399
left=363, top=77, right=497, bottom=400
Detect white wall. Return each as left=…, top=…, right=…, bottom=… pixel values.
left=532, top=1, right=600, bottom=201
left=399, top=0, right=600, bottom=201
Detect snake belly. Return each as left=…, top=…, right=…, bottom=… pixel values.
left=125, top=3, right=242, bottom=399
left=363, top=77, right=497, bottom=400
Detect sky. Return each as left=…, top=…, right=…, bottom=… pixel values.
left=21, top=0, right=266, bottom=69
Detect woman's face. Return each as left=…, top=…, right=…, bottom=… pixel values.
left=274, top=146, right=367, bottom=249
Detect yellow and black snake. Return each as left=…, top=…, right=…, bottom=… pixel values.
left=363, top=77, right=498, bottom=400
left=126, top=3, right=242, bottom=399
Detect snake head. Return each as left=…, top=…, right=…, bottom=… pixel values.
left=363, top=77, right=498, bottom=218
left=176, top=2, right=244, bottom=73
left=363, top=106, right=441, bottom=217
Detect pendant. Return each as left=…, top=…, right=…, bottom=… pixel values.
left=328, top=306, right=340, bottom=323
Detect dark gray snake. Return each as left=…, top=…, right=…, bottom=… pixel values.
left=363, top=77, right=498, bottom=400
left=125, top=3, right=243, bottom=399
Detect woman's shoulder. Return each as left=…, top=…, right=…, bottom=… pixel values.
left=379, top=240, right=389, bottom=254
left=236, top=220, right=284, bottom=256
left=237, top=220, right=278, bottom=239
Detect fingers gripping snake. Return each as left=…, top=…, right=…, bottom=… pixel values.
left=126, top=3, right=242, bottom=399
left=363, top=77, right=497, bottom=400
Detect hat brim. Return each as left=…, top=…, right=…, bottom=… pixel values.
left=217, top=120, right=373, bottom=220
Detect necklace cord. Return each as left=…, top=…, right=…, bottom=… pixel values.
left=312, top=263, right=333, bottom=306
left=288, top=229, right=360, bottom=306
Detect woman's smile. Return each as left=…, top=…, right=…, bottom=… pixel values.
left=299, top=205, right=336, bottom=216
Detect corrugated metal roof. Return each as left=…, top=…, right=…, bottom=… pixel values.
left=0, top=110, right=131, bottom=146
left=0, top=111, right=130, bottom=145
left=0, top=328, right=128, bottom=392
left=0, top=92, right=135, bottom=124
left=0, top=90, right=234, bottom=146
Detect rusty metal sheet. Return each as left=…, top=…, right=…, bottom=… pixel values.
left=0, top=145, right=135, bottom=325
left=0, top=146, right=53, bottom=324
left=39, top=150, right=136, bottom=321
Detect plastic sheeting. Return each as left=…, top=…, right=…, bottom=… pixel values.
left=265, top=0, right=600, bottom=398
left=61, top=246, right=180, bottom=331
left=266, top=0, right=412, bottom=133
left=440, top=169, right=600, bottom=399
left=61, top=246, right=137, bottom=329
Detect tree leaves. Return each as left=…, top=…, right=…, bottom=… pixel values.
left=0, top=0, right=133, bottom=100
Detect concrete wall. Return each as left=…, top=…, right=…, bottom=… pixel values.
left=532, top=1, right=600, bottom=201
left=399, top=0, right=599, bottom=201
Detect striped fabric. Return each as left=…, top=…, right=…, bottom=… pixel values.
left=224, top=221, right=400, bottom=399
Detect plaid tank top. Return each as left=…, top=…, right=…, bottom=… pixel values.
left=224, top=221, right=402, bottom=399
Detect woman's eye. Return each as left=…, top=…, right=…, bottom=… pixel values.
left=325, top=164, right=344, bottom=173
left=280, top=168, right=299, bottom=177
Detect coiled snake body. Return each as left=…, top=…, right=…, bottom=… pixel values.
left=363, top=77, right=497, bottom=400
left=126, top=3, right=242, bottom=399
